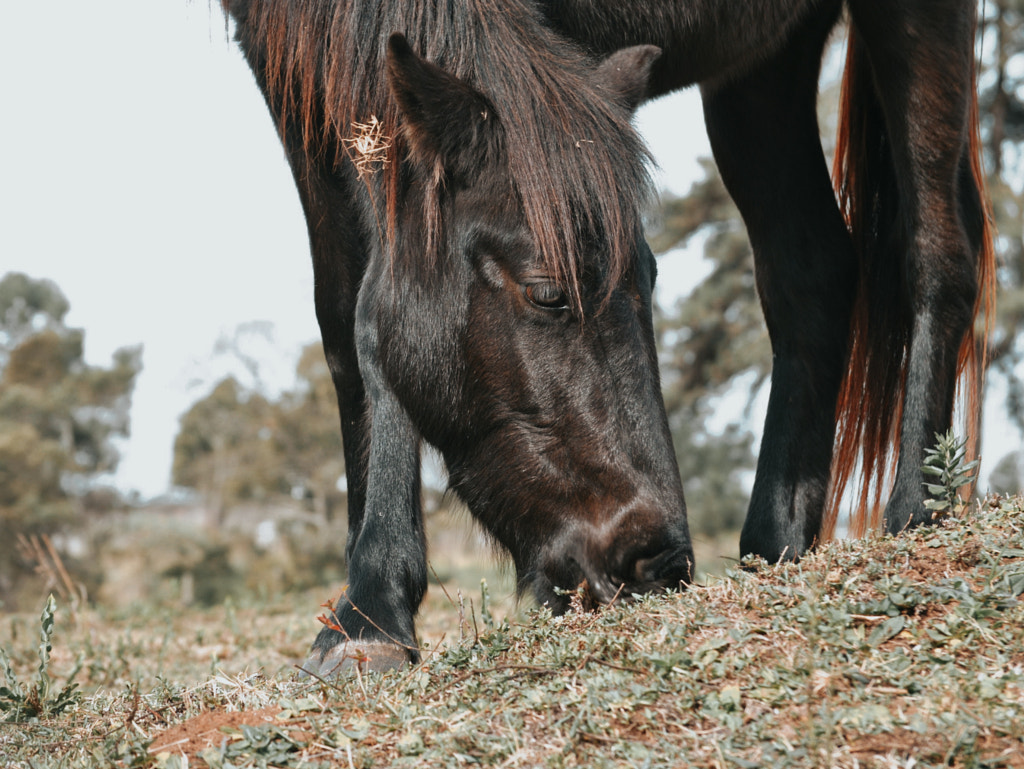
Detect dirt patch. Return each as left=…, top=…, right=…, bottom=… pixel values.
left=848, top=729, right=1024, bottom=768
left=148, top=706, right=283, bottom=757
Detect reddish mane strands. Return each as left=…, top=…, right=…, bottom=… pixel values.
left=243, top=0, right=653, bottom=302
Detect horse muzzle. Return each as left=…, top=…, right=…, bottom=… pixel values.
left=532, top=513, right=694, bottom=613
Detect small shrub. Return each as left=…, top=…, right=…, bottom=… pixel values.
left=922, top=429, right=980, bottom=518
left=0, top=594, right=82, bottom=721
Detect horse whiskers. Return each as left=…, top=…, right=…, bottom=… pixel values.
left=344, top=116, right=391, bottom=179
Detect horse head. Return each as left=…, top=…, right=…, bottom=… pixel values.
left=361, top=35, right=694, bottom=613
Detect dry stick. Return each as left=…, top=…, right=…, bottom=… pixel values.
left=428, top=562, right=458, bottom=609
left=364, top=634, right=448, bottom=713
left=435, top=664, right=563, bottom=697
left=344, top=597, right=421, bottom=654
left=318, top=593, right=419, bottom=654
left=469, top=597, right=480, bottom=647
left=16, top=534, right=48, bottom=584
left=427, top=561, right=482, bottom=650
left=42, top=534, right=83, bottom=609
left=580, top=655, right=646, bottom=675
left=386, top=634, right=447, bottom=693
left=435, top=650, right=651, bottom=700
left=457, top=589, right=468, bottom=641
left=123, top=686, right=140, bottom=732
left=293, top=664, right=349, bottom=696
left=16, top=534, right=82, bottom=613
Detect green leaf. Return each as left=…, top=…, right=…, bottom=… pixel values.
left=868, top=615, right=907, bottom=647
left=720, top=684, right=742, bottom=710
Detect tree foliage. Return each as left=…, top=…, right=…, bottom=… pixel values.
left=0, top=273, right=141, bottom=602
left=172, top=341, right=346, bottom=526
left=981, top=0, right=1024, bottom=433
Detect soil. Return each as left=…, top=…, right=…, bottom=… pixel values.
left=147, top=706, right=284, bottom=757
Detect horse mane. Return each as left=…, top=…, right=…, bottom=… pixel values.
left=230, top=0, right=653, bottom=302
left=824, top=21, right=997, bottom=540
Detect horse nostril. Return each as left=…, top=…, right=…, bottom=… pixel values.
left=632, top=555, right=658, bottom=584
left=620, top=546, right=693, bottom=592
left=555, top=537, right=693, bottom=610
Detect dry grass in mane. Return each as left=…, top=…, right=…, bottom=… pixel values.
left=344, top=116, right=392, bottom=181
left=234, top=0, right=653, bottom=302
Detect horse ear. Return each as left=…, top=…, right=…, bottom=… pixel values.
left=386, top=34, right=500, bottom=179
left=593, top=45, right=661, bottom=114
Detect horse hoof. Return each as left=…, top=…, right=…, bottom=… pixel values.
left=298, top=641, right=411, bottom=678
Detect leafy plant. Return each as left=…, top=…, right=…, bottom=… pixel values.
left=0, top=594, right=82, bottom=721
left=922, top=429, right=980, bottom=518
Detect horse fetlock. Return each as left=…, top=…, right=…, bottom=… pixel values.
left=883, top=481, right=932, bottom=537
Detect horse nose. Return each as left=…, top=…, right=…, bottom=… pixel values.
left=626, top=546, right=694, bottom=586
left=535, top=498, right=693, bottom=613
left=616, top=545, right=692, bottom=594
left=574, top=534, right=693, bottom=607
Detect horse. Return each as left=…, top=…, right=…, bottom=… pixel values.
left=219, top=0, right=994, bottom=675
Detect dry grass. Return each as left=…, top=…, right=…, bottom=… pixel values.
left=2, top=495, right=1024, bottom=768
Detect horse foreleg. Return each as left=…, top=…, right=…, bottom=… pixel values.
left=701, top=3, right=855, bottom=562
left=288, top=155, right=424, bottom=675
left=302, top=293, right=427, bottom=675
left=305, top=202, right=369, bottom=560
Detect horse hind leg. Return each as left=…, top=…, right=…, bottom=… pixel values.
left=700, top=0, right=854, bottom=562
left=846, top=0, right=985, bottom=534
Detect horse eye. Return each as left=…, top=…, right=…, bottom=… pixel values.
left=524, top=281, right=568, bottom=310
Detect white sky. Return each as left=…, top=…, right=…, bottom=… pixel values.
left=0, top=1, right=707, bottom=498
left=1, top=1, right=1016, bottom=499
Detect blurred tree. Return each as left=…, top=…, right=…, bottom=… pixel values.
left=272, top=344, right=346, bottom=522
left=0, top=272, right=141, bottom=604
left=980, top=0, right=1024, bottom=440
left=989, top=450, right=1023, bottom=494
left=172, top=342, right=345, bottom=525
left=173, top=377, right=279, bottom=527
left=0, top=272, right=70, bottom=371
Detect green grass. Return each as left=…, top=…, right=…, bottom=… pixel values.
left=2, top=495, right=1024, bottom=768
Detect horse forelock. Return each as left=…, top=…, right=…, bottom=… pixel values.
left=239, top=0, right=653, bottom=303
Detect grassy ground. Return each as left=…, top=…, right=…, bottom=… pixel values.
left=2, top=495, right=1023, bottom=768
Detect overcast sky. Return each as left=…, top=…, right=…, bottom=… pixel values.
left=2, top=2, right=1013, bottom=499
left=1, top=1, right=711, bottom=498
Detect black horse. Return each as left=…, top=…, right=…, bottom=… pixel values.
left=219, top=0, right=994, bottom=675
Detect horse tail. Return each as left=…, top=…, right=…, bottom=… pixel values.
left=958, top=34, right=998, bottom=509
left=823, top=20, right=996, bottom=540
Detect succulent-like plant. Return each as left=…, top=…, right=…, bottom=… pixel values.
left=0, top=594, right=82, bottom=721
left=922, top=429, right=980, bottom=519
